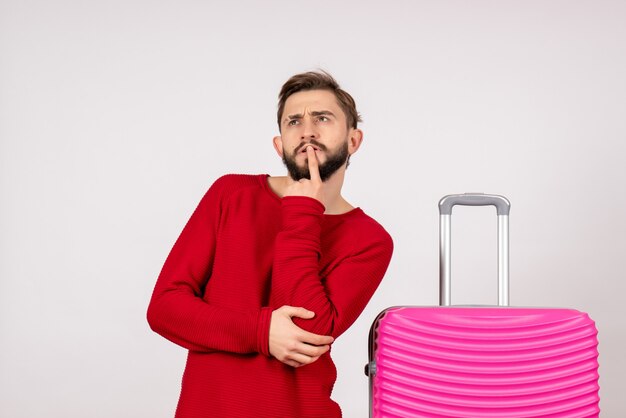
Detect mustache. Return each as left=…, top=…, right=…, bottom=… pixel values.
left=294, top=139, right=327, bottom=154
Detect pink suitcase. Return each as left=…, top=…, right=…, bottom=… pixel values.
left=365, top=194, right=600, bottom=417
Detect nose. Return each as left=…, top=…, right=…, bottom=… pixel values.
left=300, top=118, right=319, bottom=140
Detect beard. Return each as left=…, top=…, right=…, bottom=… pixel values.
left=282, top=139, right=350, bottom=182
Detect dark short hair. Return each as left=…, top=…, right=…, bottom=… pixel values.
left=277, top=70, right=362, bottom=131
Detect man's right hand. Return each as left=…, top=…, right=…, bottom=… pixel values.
left=283, top=145, right=327, bottom=207
left=269, top=306, right=334, bottom=368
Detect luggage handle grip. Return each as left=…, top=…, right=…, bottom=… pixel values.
left=438, top=193, right=510, bottom=307
left=439, top=193, right=510, bottom=216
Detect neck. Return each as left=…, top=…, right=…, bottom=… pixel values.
left=321, top=167, right=346, bottom=202
left=324, top=167, right=354, bottom=215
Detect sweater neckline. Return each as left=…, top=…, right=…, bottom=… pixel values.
left=259, top=174, right=363, bottom=218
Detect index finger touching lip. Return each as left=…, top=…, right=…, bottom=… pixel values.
left=305, top=144, right=318, bottom=159
left=306, top=146, right=321, bottom=180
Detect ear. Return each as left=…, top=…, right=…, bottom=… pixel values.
left=347, top=128, right=364, bottom=155
left=272, top=135, right=284, bottom=158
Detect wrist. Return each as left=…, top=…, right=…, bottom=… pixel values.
left=281, top=195, right=326, bottom=212
left=256, top=307, right=273, bottom=357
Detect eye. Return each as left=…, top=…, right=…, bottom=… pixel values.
left=317, top=116, right=329, bottom=122
left=287, top=119, right=299, bottom=126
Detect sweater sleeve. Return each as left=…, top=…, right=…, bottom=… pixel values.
left=146, top=176, right=272, bottom=354
left=269, top=196, right=393, bottom=339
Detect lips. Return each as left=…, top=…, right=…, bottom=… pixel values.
left=295, top=141, right=325, bottom=154
left=300, top=145, right=320, bottom=153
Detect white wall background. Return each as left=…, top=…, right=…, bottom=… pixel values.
left=1, top=1, right=624, bottom=416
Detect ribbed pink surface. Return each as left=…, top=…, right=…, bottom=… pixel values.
left=372, top=307, right=599, bottom=418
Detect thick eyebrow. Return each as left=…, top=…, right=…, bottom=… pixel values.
left=310, top=110, right=336, bottom=118
left=284, top=110, right=336, bottom=123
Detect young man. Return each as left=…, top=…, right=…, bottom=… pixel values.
left=147, top=71, right=393, bottom=417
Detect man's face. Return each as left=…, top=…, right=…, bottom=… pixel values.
left=275, top=89, right=354, bottom=182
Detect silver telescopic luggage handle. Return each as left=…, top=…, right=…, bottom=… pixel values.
left=438, top=193, right=511, bottom=307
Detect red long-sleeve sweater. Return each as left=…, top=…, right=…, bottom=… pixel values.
left=147, top=174, right=393, bottom=418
